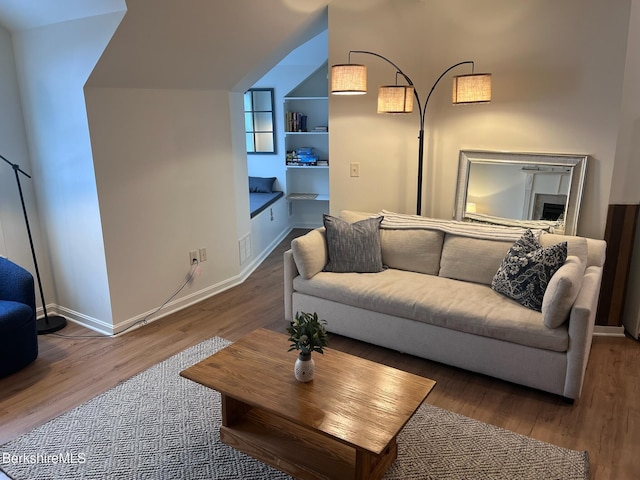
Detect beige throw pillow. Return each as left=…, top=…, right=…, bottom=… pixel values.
left=291, top=228, right=328, bottom=279
left=541, top=256, right=584, bottom=328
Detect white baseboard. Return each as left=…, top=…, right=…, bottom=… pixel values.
left=593, top=325, right=626, bottom=337
left=238, top=226, right=293, bottom=283
left=36, top=304, right=114, bottom=336
left=41, top=227, right=295, bottom=337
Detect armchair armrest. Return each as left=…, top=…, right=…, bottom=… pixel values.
left=0, top=257, right=36, bottom=310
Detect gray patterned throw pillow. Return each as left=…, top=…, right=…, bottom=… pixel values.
left=323, top=214, right=384, bottom=273
left=491, top=230, right=567, bottom=311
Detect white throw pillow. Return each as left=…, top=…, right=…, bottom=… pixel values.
left=541, top=256, right=584, bottom=328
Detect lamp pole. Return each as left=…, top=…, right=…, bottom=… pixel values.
left=0, top=153, right=67, bottom=334
left=344, top=51, right=475, bottom=216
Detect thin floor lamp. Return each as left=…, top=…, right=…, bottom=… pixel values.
left=1, top=153, right=67, bottom=334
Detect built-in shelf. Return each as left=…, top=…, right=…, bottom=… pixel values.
left=286, top=165, right=329, bottom=169
left=285, top=131, right=328, bottom=135
left=284, top=64, right=329, bottom=228
left=287, top=193, right=329, bottom=201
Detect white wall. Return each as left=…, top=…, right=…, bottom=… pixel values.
left=85, top=87, right=246, bottom=329
left=10, top=12, right=124, bottom=324
left=328, top=0, right=630, bottom=240
left=0, top=25, right=46, bottom=274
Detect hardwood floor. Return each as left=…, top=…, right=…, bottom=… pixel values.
left=1, top=229, right=638, bottom=479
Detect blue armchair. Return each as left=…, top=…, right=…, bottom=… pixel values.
left=0, top=257, right=38, bottom=377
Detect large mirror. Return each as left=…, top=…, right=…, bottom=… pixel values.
left=454, top=150, right=588, bottom=235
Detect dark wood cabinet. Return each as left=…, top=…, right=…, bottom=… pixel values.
left=596, top=203, right=639, bottom=326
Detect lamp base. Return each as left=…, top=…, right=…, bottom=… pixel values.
left=37, top=315, right=67, bottom=335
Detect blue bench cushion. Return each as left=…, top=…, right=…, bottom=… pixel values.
left=250, top=191, right=284, bottom=218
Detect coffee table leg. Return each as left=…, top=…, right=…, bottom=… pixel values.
left=354, top=437, right=398, bottom=480
left=221, top=394, right=251, bottom=427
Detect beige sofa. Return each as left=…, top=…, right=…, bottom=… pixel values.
left=284, top=210, right=606, bottom=401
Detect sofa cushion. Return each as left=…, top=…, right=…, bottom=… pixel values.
left=439, top=235, right=513, bottom=285
left=291, top=228, right=327, bottom=280
left=539, top=233, right=588, bottom=268
left=340, top=210, right=375, bottom=223
left=491, top=232, right=568, bottom=312
left=293, top=269, right=568, bottom=352
left=340, top=211, right=445, bottom=274
left=542, top=256, right=583, bottom=328
left=380, top=229, right=444, bottom=275
left=323, top=214, right=384, bottom=273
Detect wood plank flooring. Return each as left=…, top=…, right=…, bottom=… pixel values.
left=1, top=229, right=638, bottom=479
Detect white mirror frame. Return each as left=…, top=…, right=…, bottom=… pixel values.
left=454, top=150, right=588, bottom=235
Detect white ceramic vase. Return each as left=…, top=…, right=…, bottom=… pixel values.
left=294, top=352, right=314, bottom=382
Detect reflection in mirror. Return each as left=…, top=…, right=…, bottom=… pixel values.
left=454, top=151, right=588, bottom=235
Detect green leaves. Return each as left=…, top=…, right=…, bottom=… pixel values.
left=286, top=311, right=329, bottom=355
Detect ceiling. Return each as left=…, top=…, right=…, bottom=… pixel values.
left=87, top=0, right=328, bottom=91
left=0, top=0, right=126, bottom=32
left=0, top=0, right=329, bottom=91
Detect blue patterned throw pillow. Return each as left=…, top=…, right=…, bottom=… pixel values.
left=491, top=230, right=567, bottom=311
left=323, top=214, right=384, bottom=273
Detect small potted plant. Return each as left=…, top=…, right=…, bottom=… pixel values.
left=286, top=311, right=329, bottom=382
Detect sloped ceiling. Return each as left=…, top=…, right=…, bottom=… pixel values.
left=87, top=0, right=329, bottom=91
left=0, top=0, right=126, bottom=31
left=0, top=0, right=329, bottom=91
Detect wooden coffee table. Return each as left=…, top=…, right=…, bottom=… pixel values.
left=180, top=328, right=435, bottom=480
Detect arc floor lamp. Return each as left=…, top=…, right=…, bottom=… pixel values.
left=1, top=154, right=67, bottom=334
left=331, top=50, right=492, bottom=215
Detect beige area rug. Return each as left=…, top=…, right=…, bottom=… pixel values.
left=0, top=336, right=589, bottom=479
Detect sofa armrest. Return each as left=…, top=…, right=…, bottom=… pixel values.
left=563, top=265, right=603, bottom=399
left=284, top=249, right=298, bottom=322
left=585, top=238, right=606, bottom=268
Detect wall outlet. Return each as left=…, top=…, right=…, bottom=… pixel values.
left=189, top=250, right=199, bottom=265
left=199, top=247, right=207, bottom=262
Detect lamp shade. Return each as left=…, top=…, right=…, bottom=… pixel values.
left=452, top=73, right=492, bottom=104
left=377, top=85, right=414, bottom=113
left=331, top=64, right=367, bottom=95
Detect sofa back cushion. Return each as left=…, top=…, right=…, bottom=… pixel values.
left=439, top=234, right=514, bottom=285
left=340, top=210, right=444, bottom=275
left=539, top=233, right=588, bottom=268
left=380, top=229, right=444, bottom=275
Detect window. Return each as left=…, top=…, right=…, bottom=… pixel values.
left=244, top=88, right=276, bottom=154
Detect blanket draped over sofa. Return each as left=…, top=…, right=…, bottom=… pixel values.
left=284, top=210, right=606, bottom=401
